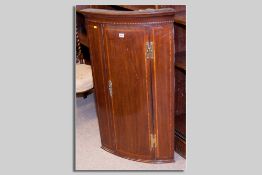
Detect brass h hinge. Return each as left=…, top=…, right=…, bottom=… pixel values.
left=150, top=133, right=157, bottom=150
left=146, top=41, right=154, bottom=59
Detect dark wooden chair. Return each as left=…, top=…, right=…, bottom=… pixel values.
left=76, top=26, right=94, bottom=98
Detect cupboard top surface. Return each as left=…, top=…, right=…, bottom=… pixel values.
left=80, top=8, right=176, bottom=24
left=80, top=8, right=175, bottom=17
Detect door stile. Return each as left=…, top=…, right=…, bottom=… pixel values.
left=147, top=27, right=157, bottom=159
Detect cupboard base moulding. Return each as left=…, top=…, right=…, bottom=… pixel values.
left=101, top=146, right=175, bottom=164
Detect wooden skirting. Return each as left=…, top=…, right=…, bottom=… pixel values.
left=175, top=133, right=186, bottom=159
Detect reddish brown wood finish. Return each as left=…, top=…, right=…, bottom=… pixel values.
left=81, top=8, right=176, bottom=163
left=104, top=25, right=153, bottom=160
left=87, top=23, right=116, bottom=150
left=151, top=24, right=175, bottom=160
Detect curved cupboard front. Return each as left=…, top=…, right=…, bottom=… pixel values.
left=81, top=8, right=176, bottom=163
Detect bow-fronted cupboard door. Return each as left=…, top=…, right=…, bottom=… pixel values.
left=103, top=25, right=155, bottom=161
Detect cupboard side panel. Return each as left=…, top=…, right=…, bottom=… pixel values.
left=151, top=24, right=175, bottom=160
left=87, top=22, right=115, bottom=150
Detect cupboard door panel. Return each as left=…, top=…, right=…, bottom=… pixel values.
left=87, top=23, right=115, bottom=150
left=104, top=25, right=154, bottom=160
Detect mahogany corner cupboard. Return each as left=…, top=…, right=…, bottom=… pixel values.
left=81, top=8, right=176, bottom=163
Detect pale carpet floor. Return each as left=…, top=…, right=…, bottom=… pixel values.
left=75, top=94, right=186, bottom=170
